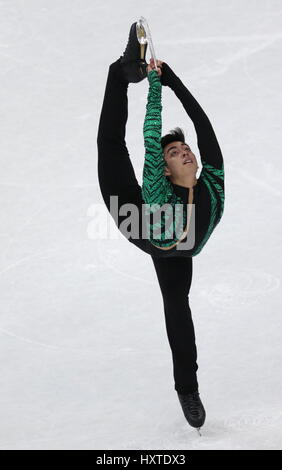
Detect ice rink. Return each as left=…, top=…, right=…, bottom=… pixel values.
left=0, top=0, right=281, bottom=450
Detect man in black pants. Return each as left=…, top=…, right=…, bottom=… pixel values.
left=97, top=27, right=224, bottom=432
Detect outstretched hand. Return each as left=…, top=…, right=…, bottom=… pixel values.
left=146, top=57, right=164, bottom=77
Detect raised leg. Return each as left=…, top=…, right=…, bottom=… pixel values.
left=97, top=57, right=142, bottom=211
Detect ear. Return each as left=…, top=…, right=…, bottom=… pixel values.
left=164, top=165, right=171, bottom=177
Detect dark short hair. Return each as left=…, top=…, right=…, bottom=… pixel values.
left=161, top=127, right=186, bottom=152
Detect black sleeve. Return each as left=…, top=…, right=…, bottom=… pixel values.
left=160, top=62, right=224, bottom=170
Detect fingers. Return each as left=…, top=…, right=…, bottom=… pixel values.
left=147, top=65, right=162, bottom=76
left=148, top=58, right=163, bottom=76
left=149, top=58, right=163, bottom=67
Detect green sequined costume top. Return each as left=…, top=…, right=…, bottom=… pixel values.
left=141, top=66, right=225, bottom=255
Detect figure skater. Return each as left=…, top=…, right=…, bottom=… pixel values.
left=97, top=22, right=225, bottom=432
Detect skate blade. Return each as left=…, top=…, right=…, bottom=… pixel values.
left=196, top=427, right=202, bottom=437
left=136, top=22, right=147, bottom=61
left=138, top=16, right=157, bottom=68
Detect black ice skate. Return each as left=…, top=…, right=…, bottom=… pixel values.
left=120, top=21, right=148, bottom=83
left=177, top=391, right=206, bottom=434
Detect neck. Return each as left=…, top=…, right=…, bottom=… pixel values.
left=170, top=174, right=198, bottom=189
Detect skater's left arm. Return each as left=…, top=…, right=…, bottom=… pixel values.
left=141, top=70, right=173, bottom=206
left=161, top=62, right=224, bottom=173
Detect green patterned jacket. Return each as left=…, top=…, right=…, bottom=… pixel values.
left=141, top=67, right=225, bottom=255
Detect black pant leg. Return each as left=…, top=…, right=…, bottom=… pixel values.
left=151, top=255, right=199, bottom=393
left=97, top=58, right=149, bottom=249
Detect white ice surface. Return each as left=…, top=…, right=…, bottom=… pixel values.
left=0, top=0, right=282, bottom=450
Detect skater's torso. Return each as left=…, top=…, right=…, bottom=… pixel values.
left=137, top=67, right=225, bottom=258
left=138, top=164, right=224, bottom=258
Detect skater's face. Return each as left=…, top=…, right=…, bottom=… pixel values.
left=163, top=141, right=198, bottom=180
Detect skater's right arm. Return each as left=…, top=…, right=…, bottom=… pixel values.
left=141, top=69, right=176, bottom=206
left=160, top=62, right=224, bottom=172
